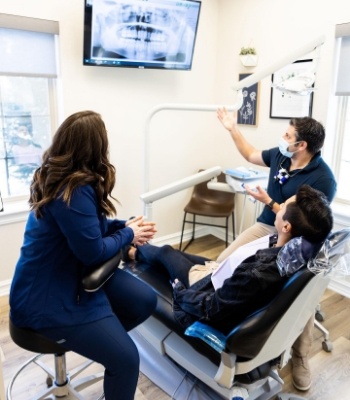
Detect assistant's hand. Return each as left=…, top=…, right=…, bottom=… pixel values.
left=125, top=216, right=143, bottom=227
left=127, top=216, right=157, bottom=246
left=217, top=107, right=238, bottom=132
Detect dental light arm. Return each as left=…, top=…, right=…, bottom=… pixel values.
left=207, top=181, right=235, bottom=193
left=142, top=35, right=325, bottom=218
left=143, top=98, right=244, bottom=195
left=141, top=166, right=222, bottom=219
left=231, top=35, right=325, bottom=92
left=141, top=166, right=222, bottom=204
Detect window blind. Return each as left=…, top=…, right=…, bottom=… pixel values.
left=335, top=23, right=350, bottom=96
left=0, top=14, right=58, bottom=77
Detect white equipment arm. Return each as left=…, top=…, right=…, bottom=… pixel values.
left=142, top=35, right=326, bottom=218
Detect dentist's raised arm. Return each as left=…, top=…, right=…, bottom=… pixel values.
left=216, top=107, right=265, bottom=166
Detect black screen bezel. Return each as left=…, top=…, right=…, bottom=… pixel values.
left=83, top=0, right=201, bottom=71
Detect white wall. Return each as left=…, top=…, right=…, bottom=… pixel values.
left=1, top=0, right=349, bottom=285
left=216, top=0, right=349, bottom=147
left=215, top=0, right=350, bottom=233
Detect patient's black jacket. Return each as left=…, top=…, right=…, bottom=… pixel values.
left=173, top=247, right=288, bottom=335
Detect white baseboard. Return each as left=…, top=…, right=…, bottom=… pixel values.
left=0, top=279, right=11, bottom=298
left=151, top=226, right=232, bottom=247
left=0, top=228, right=229, bottom=298
left=328, top=278, right=350, bottom=299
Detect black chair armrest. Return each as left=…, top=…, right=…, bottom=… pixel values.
left=82, top=251, right=122, bottom=292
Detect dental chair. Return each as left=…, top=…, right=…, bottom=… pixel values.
left=122, top=228, right=350, bottom=400
left=8, top=227, right=346, bottom=400
left=123, top=260, right=328, bottom=399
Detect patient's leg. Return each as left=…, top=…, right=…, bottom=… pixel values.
left=216, top=222, right=277, bottom=262
left=136, top=244, right=210, bottom=287
left=291, top=316, right=313, bottom=391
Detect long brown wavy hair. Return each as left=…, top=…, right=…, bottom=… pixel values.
left=30, top=111, right=117, bottom=218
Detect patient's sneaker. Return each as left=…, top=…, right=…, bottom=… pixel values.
left=291, top=355, right=311, bottom=391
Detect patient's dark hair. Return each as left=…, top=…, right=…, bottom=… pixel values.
left=30, top=110, right=117, bottom=218
left=283, top=185, right=333, bottom=243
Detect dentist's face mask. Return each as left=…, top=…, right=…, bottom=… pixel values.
left=278, top=138, right=301, bottom=158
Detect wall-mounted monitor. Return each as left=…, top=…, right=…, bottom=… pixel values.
left=83, top=0, right=201, bottom=71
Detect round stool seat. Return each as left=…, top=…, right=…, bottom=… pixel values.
left=8, top=318, right=105, bottom=399
left=9, top=318, right=67, bottom=354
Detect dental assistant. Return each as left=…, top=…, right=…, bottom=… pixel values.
left=9, top=111, right=157, bottom=400
left=216, top=108, right=336, bottom=392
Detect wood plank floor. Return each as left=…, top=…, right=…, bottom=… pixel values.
left=1, top=235, right=350, bottom=399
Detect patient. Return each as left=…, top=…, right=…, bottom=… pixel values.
left=124, top=184, right=333, bottom=335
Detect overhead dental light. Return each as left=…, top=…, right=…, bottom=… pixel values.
left=271, top=70, right=316, bottom=95
left=231, top=36, right=324, bottom=95
left=270, top=44, right=322, bottom=96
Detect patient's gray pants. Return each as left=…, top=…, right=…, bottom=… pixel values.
left=216, top=222, right=277, bottom=262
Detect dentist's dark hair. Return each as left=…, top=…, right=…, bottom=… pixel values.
left=290, top=117, right=325, bottom=155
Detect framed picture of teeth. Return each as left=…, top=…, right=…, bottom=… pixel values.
left=237, top=73, right=260, bottom=126
left=269, top=59, right=314, bottom=119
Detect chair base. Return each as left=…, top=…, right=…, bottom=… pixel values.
left=130, top=316, right=284, bottom=400
left=7, top=353, right=104, bottom=400
left=314, top=320, right=333, bottom=352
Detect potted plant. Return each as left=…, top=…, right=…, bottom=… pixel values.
left=239, top=47, right=258, bottom=67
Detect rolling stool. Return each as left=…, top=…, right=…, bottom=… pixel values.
left=7, top=251, right=123, bottom=399
left=7, top=318, right=105, bottom=400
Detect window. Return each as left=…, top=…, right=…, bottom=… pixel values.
left=333, top=96, right=350, bottom=202
left=331, top=24, right=350, bottom=204
left=0, top=15, right=59, bottom=204
left=0, top=76, right=54, bottom=197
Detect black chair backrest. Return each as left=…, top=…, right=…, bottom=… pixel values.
left=225, top=268, right=314, bottom=359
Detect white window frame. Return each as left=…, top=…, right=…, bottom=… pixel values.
left=0, top=14, right=60, bottom=226
left=332, top=96, right=349, bottom=203
left=326, top=24, right=350, bottom=230
left=332, top=24, right=350, bottom=207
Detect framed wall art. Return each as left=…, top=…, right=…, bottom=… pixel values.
left=237, top=73, right=259, bottom=126
left=270, top=59, right=314, bottom=119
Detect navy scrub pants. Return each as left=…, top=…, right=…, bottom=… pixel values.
left=40, top=268, right=157, bottom=400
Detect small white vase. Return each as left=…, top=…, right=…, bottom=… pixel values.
left=239, top=54, right=258, bottom=67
